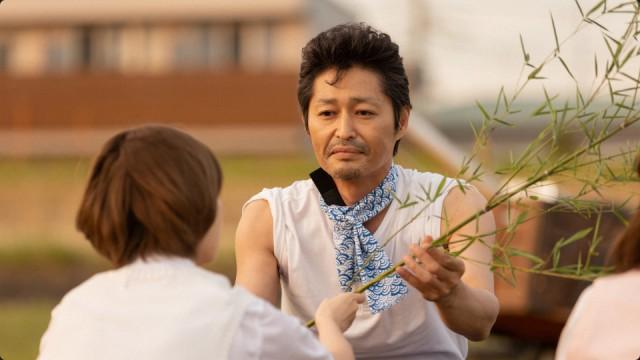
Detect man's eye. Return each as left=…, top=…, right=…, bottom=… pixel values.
left=319, top=111, right=335, bottom=117
left=356, top=110, right=375, bottom=116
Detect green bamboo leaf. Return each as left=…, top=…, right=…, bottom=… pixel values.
left=391, top=191, right=403, bottom=204
left=494, top=86, right=504, bottom=115
left=543, top=87, right=557, bottom=122
left=608, top=1, right=636, bottom=13
left=492, top=117, right=514, bottom=127
left=398, top=201, right=419, bottom=209
left=419, top=183, right=431, bottom=202
left=594, top=54, right=599, bottom=78
left=607, top=79, right=615, bottom=103
left=507, top=211, right=528, bottom=233
left=434, top=176, right=448, bottom=199
left=574, top=0, right=585, bottom=17
left=493, top=264, right=517, bottom=286
left=476, top=101, right=491, bottom=121
left=507, top=247, right=545, bottom=266
left=620, top=72, right=640, bottom=83
left=585, top=211, right=603, bottom=270
left=558, top=227, right=594, bottom=248
left=603, top=35, right=617, bottom=68
left=559, top=57, right=576, bottom=80
left=585, top=18, right=609, bottom=32
left=551, top=12, right=560, bottom=52
left=586, top=0, right=606, bottom=17
left=576, top=252, right=582, bottom=275
left=455, top=179, right=467, bottom=194
left=519, top=34, right=531, bottom=63
left=501, top=90, right=510, bottom=112
left=612, top=207, right=629, bottom=226
left=614, top=86, right=640, bottom=94
left=552, top=250, right=561, bottom=269
left=605, top=34, right=622, bottom=46
left=604, top=35, right=624, bottom=69
left=615, top=102, right=635, bottom=111
left=533, top=102, right=549, bottom=116
left=576, top=85, right=586, bottom=107
left=527, top=63, right=545, bottom=79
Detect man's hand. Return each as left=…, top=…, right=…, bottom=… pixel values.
left=394, top=185, right=499, bottom=341
left=397, top=236, right=465, bottom=304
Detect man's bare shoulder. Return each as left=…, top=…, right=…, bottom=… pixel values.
left=237, top=199, right=274, bottom=250
left=444, top=182, right=488, bottom=215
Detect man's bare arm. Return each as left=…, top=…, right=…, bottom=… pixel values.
left=397, top=185, right=499, bottom=341
left=234, top=200, right=281, bottom=306
left=436, top=185, right=499, bottom=340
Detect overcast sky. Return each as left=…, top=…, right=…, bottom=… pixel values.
left=333, top=0, right=638, bottom=113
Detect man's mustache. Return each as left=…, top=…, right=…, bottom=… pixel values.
left=326, top=140, right=368, bottom=154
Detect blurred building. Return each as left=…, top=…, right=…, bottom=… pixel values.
left=0, top=0, right=351, bottom=75
left=0, top=0, right=352, bottom=155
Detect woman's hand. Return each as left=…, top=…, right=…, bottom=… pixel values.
left=315, top=292, right=365, bottom=332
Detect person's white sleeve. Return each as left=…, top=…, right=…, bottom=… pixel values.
left=229, top=299, right=333, bottom=360
left=555, top=285, right=594, bottom=360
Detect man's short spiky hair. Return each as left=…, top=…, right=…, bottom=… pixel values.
left=297, top=23, right=412, bottom=155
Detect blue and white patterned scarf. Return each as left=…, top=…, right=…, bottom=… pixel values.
left=319, top=165, right=408, bottom=313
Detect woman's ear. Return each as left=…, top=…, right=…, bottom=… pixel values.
left=195, top=198, right=223, bottom=265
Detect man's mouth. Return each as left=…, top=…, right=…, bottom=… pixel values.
left=330, top=146, right=362, bottom=155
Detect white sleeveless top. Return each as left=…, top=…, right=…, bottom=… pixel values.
left=248, top=166, right=468, bottom=359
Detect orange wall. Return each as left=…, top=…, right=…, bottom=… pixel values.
left=0, top=71, right=302, bottom=129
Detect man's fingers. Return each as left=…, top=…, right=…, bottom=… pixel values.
left=396, top=266, right=422, bottom=290
left=430, top=249, right=465, bottom=274
left=397, top=267, right=448, bottom=301
left=423, top=242, right=465, bottom=274
left=403, top=253, right=432, bottom=282
left=419, top=235, right=434, bottom=247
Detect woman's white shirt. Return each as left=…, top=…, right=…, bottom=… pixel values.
left=555, top=269, right=640, bottom=360
left=38, top=256, right=331, bottom=360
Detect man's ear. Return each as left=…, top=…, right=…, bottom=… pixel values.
left=395, top=107, right=410, bottom=140
left=303, top=117, right=310, bottom=135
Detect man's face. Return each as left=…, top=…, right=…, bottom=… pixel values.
left=307, top=66, right=407, bottom=181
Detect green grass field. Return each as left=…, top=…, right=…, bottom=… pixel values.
left=0, top=300, right=54, bottom=360
left=0, top=149, right=445, bottom=359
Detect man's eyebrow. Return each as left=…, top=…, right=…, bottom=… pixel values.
left=350, top=96, right=380, bottom=105
left=314, top=97, right=381, bottom=105
left=315, top=98, right=337, bottom=105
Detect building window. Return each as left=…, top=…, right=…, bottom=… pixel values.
left=173, top=26, right=208, bottom=70
left=42, top=29, right=80, bottom=73
left=239, top=22, right=270, bottom=70
left=173, top=24, right=234, bottom=70
left=90, top=26, right=121, bottom=71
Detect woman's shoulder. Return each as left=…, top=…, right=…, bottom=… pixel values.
left=591, top=269, right=640, bottom=293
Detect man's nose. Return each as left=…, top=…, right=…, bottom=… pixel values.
left=335, top=113, right=356, bottom=140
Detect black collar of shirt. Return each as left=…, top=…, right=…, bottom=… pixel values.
left=309, top=167, right=346, bottom=206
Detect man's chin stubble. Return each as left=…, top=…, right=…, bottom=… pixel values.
left=332, top=167, right=362, bottom=181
